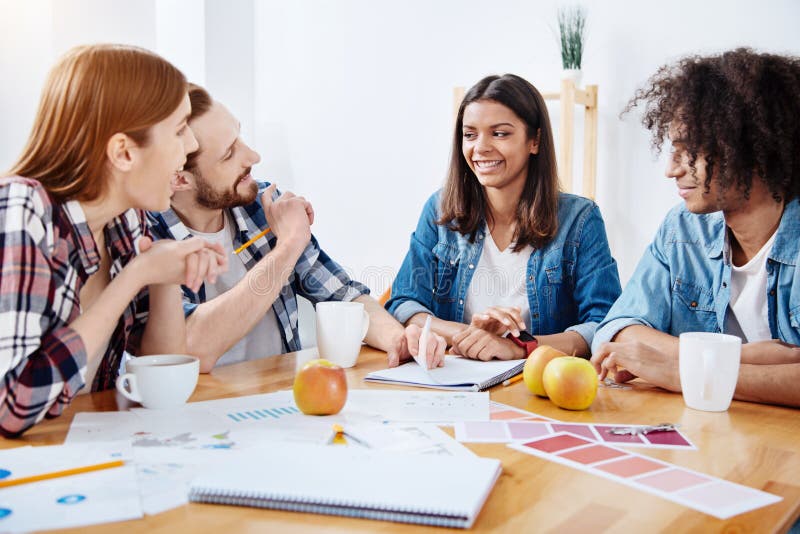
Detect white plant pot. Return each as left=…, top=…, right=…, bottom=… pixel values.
left=561, top=68, right=583, bottom=87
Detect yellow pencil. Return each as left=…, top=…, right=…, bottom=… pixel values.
left=0, top=459, right=125, bottom=489
left=233, top=227, right=271, bottom=255
left=503, top=374, right=523, bottom=387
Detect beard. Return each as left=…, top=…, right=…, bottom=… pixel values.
left=193, top=167, right=258, bottom=210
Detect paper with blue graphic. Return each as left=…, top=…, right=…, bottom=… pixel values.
left=0, top=442, right=141, bottom=531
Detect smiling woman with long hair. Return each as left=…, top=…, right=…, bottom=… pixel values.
left=0, top=44, right=227, bottom=436
left=387, top=74, right=620, bottom=362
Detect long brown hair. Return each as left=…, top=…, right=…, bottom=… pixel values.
left=8, top=44, right=187, bottom=202
left=438, top=74, right=559, bottom=251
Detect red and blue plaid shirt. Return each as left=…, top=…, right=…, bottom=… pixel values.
left=0, top=177, right=149, bottom=437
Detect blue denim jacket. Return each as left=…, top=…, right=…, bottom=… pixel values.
left=592, top=199, right=800, bottom=351
left=386, top=191, right=622, bottom=347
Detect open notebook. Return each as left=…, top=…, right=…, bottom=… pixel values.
left=189, top=443, right=501, bottom=528
left=364, top=355, right=524, bottom=391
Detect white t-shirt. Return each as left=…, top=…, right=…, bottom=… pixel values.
left=728, top=230, right=777, bottom=343
left=463, top=228, right=533, bottom=329
left=190, top=213, right=284, bottom=365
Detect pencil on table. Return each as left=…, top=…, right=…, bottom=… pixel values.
left=0, top=459, right=125, bottom=489
left=233, top=227, right=271, bottom=255
left=503, top=374, right=523, bottom=387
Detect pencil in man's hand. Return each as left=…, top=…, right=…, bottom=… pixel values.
left=233, top=227, right=271, bottom=255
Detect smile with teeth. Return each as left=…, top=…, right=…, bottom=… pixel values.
left=474, top=160, right=503, bottom=170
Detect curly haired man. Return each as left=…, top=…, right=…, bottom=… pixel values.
left=591, top=48, right=800, bottom=407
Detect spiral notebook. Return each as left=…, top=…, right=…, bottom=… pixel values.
left=189, top=443, right=501, bottom=528
left=364, top=355, right=524, bottom=391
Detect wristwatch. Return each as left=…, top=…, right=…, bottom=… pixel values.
left=509, top=331, right=539, bottom=356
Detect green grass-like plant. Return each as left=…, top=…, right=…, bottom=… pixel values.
left=557, top=6, right=587, bottom=70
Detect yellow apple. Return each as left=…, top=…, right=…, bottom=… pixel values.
left=542, top=356, right=598, bottom=410
left=293, top=359, right=348, bottom=415
left=523, top=345, right=567, bottom=397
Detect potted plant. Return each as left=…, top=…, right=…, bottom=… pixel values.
left=557, top=5, right=587, bottom=86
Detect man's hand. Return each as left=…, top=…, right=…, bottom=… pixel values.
left=262, top=183, right=312, bottom=257
left=451, top=326, right=526, bottom=361
left=741, top=339, right=800, bottom=365
left=386, top=325, right=446, bottom=369
left=590, top=340, right=681, bottom=391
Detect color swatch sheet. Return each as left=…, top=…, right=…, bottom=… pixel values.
left=467, top=402, right=696, bottom=449
left=509, top=432, right=781, bottom=519
left=0, top=442, right=142, bottom=531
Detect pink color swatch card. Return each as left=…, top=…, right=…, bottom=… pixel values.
left=488, top=401, right=557, bottom=422
left=454, top=420, right=696, bottom=450
left=509, top=432, right=781, bottom=519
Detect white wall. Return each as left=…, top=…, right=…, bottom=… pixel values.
left=252, top=0, right=800, bottom=291
left=2, top=0, right=799, bottom=294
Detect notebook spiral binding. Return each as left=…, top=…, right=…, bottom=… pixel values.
left=189, top=488, right=470, bottom=528
left=477, top=363, right=524, bottom=391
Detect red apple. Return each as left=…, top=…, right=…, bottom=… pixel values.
left=522, top=345, right=567, bottom=397
left=293, top=359, right=348, bottom=415
left=542, top=356, right=598, bottom=410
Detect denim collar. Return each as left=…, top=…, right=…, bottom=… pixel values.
left=713, top=197, right=800, bottom=265
left=770, top=198, right=800, bottom=266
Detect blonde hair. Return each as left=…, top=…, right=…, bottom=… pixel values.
left=8, top=44, right=187, bottom=202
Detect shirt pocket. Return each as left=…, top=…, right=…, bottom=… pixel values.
left=672, top=278, right=719, bottom=332
left=431, top=242, right=460, bottom=303
left=543, top=255, right=576, bottom=321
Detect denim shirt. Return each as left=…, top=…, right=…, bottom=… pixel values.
left=592, top=199, right=800, bottom=352
left=386, top=191, right=622, bottom=347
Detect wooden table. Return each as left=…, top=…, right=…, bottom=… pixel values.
left=6, top=347, right=800, bottom=533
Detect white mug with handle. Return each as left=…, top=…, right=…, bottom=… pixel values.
left=678, top=332, right=741, bottom=412
left=116, top=354, right=199, bottom=409
left=315, top=301, right=370, bottom=368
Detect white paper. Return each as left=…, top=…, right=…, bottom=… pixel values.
left=0, top=442, right=141, bottom=532
left=66, top=390, right=486, bottom=515
left=175, top=389, right=490, bottom=424
left=365, top=356, right=524, bottom=390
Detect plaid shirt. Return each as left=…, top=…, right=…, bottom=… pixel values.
left=0, top=177, right=149, bottom=437
left=147, top=181, right=369, bottom=353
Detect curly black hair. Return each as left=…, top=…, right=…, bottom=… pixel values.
left=625, top=48, right=800, bottom=202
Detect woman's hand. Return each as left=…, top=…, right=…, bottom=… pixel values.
left=451, top=326, right=526, bottom=361
left=133, top=236, right=228, bottom=292
left=391, top=324, right=447, bottom=369
left=470, top=306, right=526, bottom=337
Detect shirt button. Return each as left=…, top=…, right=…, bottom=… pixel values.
left=459, top=299, right=463, bottom=305
left=770, top=289, right=776, bottom=296
left=450, top=259, right=456, bottom=265
left=532, top=313, right=539, bottom=319
left=529, top=275, right=534, bottom=281
left=469, top=264, right=474, bottom=269
left=722, top=282, right=727, bottom=288
left=479, top=234, right=484, bottom=240
left=690, top=301, right=698, bottom=308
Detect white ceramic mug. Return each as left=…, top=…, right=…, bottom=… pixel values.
left=115, top=355, right=199, bottom=409
left=315, top=301, right=369, bottom=368
left=679, top=332, right=742, bottom=412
